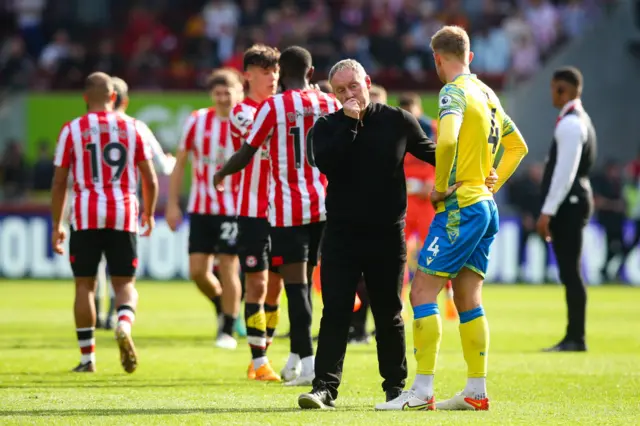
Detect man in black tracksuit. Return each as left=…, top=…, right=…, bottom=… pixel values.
left=297, top=60, right=498, bottom=410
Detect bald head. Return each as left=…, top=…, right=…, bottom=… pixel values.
left=84, top=72, right=115, bottom=108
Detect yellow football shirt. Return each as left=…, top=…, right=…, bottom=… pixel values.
left=434, top=73, right=527, bottom=213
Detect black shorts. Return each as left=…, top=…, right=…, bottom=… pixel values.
left=69, top=229, right=137, bottom=277
left=270, top=221, right=325, bottom=267
left=237, top=216, right=270, bottom=273
left=188, top=214, right=238, bottom=255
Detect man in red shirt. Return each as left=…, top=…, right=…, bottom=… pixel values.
left=214, top=46, right=341, bottom=386
left=229, top=44, right=283, bottom=381
left=166, top=69, right=244, bottom=350
left=50, top=72, right=159, bottom=373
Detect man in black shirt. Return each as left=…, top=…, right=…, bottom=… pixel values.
left=537, top=67, right=596, bottom=352
left=593, top=160, right=626, bottom=280
left=298, top=59, right=497, bottom=409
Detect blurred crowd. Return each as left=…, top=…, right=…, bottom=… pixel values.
left=0, top=0, right=614, bottom=92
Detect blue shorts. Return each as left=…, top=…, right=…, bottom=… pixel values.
left=417, top=200, right=499, bottom=279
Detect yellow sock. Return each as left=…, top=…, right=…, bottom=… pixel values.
left=413, top=303, right=442, bottom=375
left=459, top=306, right=489, bottom=378
left=264, top=304, right=280, bottom=344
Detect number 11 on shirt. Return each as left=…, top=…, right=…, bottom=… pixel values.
left=289, top=126, right=316, bottom=168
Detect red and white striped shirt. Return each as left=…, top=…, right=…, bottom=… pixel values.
left=230, top=97, right=270, bottom=219
left=246, top=89, right=341, bottom=227
left=179, top=107, right=241, bottom=216
left=53, top=111, right=153, bottom=233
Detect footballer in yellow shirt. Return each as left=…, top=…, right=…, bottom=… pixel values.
left=376, top=25, right=528, bottom=413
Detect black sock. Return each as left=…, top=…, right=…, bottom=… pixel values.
left=222, top=314, right=236, bottom=336
left=285, top=283, right=313, bottom=358
left=210, top=296, right=222, bottom=316
left=245, top=303, right=266, bottom=359
left=307, top=282, right=313, bottom=312
left=94, top=296, right=101, bottom=322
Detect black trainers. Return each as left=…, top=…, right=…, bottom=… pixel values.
left=542, top=340, right=587, bottom=352
left=385, top=387, right=403, bottom=402
left=71, top=362, right=96, bottom=372
left=298, top=388, right=336, bottom=410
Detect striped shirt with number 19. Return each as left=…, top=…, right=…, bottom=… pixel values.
left=246, top=89, right=341, bottom=227
left=53, top=111, right=153, bottom=233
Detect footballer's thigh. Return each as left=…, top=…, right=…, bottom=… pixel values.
left=103, top=230, right=139, bottom=306
left=69, top=229, right=104, bottom=282
left=413, top=207, right=488, bottom=304
left=270, top=224, right=311, bottom=283
left=237, top=217, right=270, bottom=302
left=453, top=201, right=499, bottom=311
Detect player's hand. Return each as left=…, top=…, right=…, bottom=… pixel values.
left=343, top=98, right=361, bottom=119
left=430, top=182, right=462, bottom=207
left=213, top=172, right=225, bottom=192
left=486, top=168, right=498, bottom=192
left=140, top=213, right=155, bottom=237
left=536, top=214, right=552, bottom=242
left=165, top=204, right=183, bottom=232
left=51, top=226, right=66, bottom=255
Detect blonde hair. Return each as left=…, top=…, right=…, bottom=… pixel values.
left=369, top=84, right=387, bottom=103
left=430, top=25, right=470, bottom=62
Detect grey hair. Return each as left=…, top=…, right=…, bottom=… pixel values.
left=328, top=59, right=367, bottom=82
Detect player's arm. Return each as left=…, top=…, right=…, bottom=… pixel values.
left=492, top=114, right=528, bottom=194
left=214, top=101, right=275, bottom=186
left=540, top=115, right=583, bottom=216
left=50, top=125, right=72, bottom=254
left=434, top=85, right=465, bottom=193
left=135, top=129, right=159, bottom=235
left=312, top=114, right=358, bottom=175
left=137, top=120, right=176, bottom=176
left=167, top=114, right=196, bottom=215
left=404, top=109, right=436, bottom=165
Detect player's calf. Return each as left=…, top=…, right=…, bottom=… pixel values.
left=72, top=277, right=98, bottom=371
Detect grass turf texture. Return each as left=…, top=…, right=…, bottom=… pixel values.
left=1, top=281, right=638, bottom=425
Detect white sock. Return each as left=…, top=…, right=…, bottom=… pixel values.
left=411, top=374, right=434, bottom=399
left=253, top=356, right=268, bottom=369
left=300, top=355, right=314, bottom=376
left=81, top=352, right=96, bottom=365
left=285, top=352, right=300, bottom=370
left=117, top=307, right=135, bottom=335
left=464, top=378, right=487, bottom=400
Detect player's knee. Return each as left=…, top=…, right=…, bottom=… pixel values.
left=189, top=265, right=209, bottom=284
left=245, top=272, right=267, bottom=301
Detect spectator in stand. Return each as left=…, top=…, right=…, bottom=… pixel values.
left=0, top=140, right=29, bottom=201
left=13, top=0, right=46, bottom=57
left=471, top=22, right=511, bottom=75
left=203, top=0, right=240, bottom=64
left=0, top=36, right=35, bottom=91
left=339, top=33, right=376, bottom=73
left=560, top=0, right=590, bottom=38
left=32, top=141, right=54, bottom=192
left=524, top=0, right=560, bottom=55
left=511, top=32, right=541, bottom=81
left=39, top=29, right=70, bottom=74
left=88, top=39, right=124, bottom=78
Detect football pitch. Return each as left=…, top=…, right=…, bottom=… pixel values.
left=1, top=281, right=638, bottom=425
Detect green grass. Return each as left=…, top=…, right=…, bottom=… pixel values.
left=0, top=282, right=638, bottom=425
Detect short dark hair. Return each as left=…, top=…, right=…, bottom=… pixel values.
left=111, top=77, right=128, bottom=109
left=399, top=92, right=421, bottom=108
left=552, top=66, right=583, bottom=90
left=243, top=44, right=280, bottom=71
left=206, top=68, right=243, bottom=90
left=279, top=46, right=312, bottom=80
